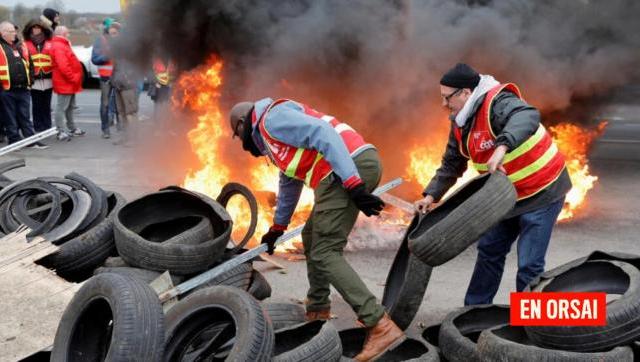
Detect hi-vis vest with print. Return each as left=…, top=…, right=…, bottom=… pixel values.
left=0, top=43, right=30, bottom=90
left=454, top=83, right=566, bottom=200
left=25, top=40, right=53, bottom=76
left=256, top=99, right=368, bottom=189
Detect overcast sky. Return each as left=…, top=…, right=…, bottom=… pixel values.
left=1, top=0, right=121, bottom=13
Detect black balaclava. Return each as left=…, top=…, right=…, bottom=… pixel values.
left=241, top=110, right=263, bottom=157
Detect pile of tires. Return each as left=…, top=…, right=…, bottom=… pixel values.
left=90, top=184, right=270, bottom=300
left=0, top=160, right=127, bottom=281
left=428, top=251, right=640, bottom=362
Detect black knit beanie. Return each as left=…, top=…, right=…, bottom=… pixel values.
left=440, top=63, right=480, bottom=89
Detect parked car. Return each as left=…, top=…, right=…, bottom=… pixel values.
left=71, top=45, right=100, bottom=87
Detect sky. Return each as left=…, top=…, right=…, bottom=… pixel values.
left=0, top=0, right=121, bottom=13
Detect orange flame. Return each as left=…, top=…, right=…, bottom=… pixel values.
left=549, top=121, right=607, bottom=221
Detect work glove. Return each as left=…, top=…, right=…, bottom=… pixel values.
left=261, top=225, right=286, bottom=255
left=348, top=183, right=385, bottom=216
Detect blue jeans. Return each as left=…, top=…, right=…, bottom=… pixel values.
left=464, top=198, right=565, bottom=305
left=0, top=88, right=35, bottom=144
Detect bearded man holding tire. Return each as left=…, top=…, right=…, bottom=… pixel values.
left=229, top=98, right=404, bottom=361
left=414, top=63, right=572, bottom=306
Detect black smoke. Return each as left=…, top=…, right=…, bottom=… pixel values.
left=116, top=0, right=640, bottom=180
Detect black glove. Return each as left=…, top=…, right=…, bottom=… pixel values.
left=348, top=183, right=385, bottom=216
left=261, top=226, right=285, bottom=255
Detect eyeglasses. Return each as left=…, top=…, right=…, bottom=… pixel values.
left=442, top=88, right=462, bottom=103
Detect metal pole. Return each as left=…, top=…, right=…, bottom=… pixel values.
left=159, top=177, right=404, bottom=302
left=0, top=128, right=57, bottom=157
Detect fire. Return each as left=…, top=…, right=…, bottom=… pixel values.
left=173, top=57, right=313, bottom=252
left=407, top=122, right=607, bottom=222
left=549, top=121, right=607, bottom=221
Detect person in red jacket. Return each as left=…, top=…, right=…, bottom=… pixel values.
left=50, top=26, right=84, bottom=140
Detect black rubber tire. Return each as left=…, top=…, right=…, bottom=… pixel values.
left=382, top=215, right=432, bottom=330
left=165, top=285, right=274, bottom=361
left=421, top=323, right=445, bottom=360
left=51, top=273, right=165, bottom=361
left=142, top=215, right=213, bottom=245
left=37, top=193, right=127, bottom=282
left=273, top=320, right=342, bottom=362
left=478, top=325, right=634, bottom=362
left=94, top=266, right=185, bottom=285
left=525, top=260, right=640, bottom=352
left=248, top=269, right=272, bottom=301
left=186, top=261, right=253, bottom=295
left=216, top=182, right=259, bottom=254
left=40, top=190, right=92, bottom=244
left=114, top=187, right=232, bottom=275
left=0, top=158, right=25, bottom=177
left=439, top=304, right=510, bottom=362
left=264, top=303, right=308, bottom=331
left=65, top=172, right=108, bottom=233
left=0, top=180, right=62, bottom=236
left=408, top=172, right=516, bottom=266
left=339, top=328, right=439, bottom=361
left=631, top=340, right=639, bottom=362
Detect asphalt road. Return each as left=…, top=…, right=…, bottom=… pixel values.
left=61, top=88, right=155, bottom=124
left=1, top=88, right=639, bottom=343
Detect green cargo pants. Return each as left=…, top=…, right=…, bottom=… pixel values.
left=301, top=148, right=385, bottom=327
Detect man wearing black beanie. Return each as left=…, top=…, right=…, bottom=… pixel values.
left=414, top=63, right=572, bottom=306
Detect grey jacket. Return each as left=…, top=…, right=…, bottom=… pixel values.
left=423, top=90, right=571, bottom=217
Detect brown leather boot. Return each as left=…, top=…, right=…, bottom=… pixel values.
left=354, top=313, right=405, bottom=361
left=305, top=308, right=331, bottom=321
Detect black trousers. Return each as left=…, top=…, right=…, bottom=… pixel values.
left=0, top=89, right=35, bottom=144
left=31, top=88, right=53, bottom=132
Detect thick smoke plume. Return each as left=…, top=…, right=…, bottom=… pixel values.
left=118, top=0, right=640, bottom=183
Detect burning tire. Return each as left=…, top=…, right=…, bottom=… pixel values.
left=165, top=285, right=274, bottom=361
left=339, top=328, right=439, bottom=361
left=37, top=192, right=126, bottom=281
left=272, top=320, right=342, bottom=362
left=248, top=269, right=272, bottom=300
left=216, top=182, right=258, bottom=253
left=408, top=173, right=516, bottom=266
left=264, top=303, right=307, bottom=331
left=525, top=260, right=640, bottom=352
left=114, top=187, right=232, bottom=275
left=51, top=273, right=165, bottom=362
left=478, top=325, right=634, bottom=362
left=382, top=215, right=432, bottom=330
left=439, top=304, right=510, bottom=362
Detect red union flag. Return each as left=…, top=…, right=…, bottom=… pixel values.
left=510, top=292, right=606, bottom=326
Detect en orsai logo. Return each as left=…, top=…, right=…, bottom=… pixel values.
left=510, top=292, right=606, bottom=326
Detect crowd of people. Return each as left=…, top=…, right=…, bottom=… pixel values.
left=0, top=8, right=176, bottom=149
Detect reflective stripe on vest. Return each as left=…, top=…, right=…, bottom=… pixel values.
left=455, top=83, right=566, bottom=199
left=257, top=99, right=368, bottom=188
left=0, top=44, right=30, bottom=90
left=25, top=41, right=52, bottom=75
left=97, top=63, right=113, bottom=77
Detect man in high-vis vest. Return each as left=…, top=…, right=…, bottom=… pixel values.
left=414, top=63, right=572, bottom=305
left=150, top=58, right=175, bottom=117
left=229, top=99, right=405, bottom=361
left=91, top=18, right=117, bottom=139
left=0, top=21, right=46, bottom=149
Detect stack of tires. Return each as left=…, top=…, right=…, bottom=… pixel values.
left=422, top=251, right=640, bottom=361
left=0, top=159, right=128, bottom=281
left=88, top=184, right=270, bottom=299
